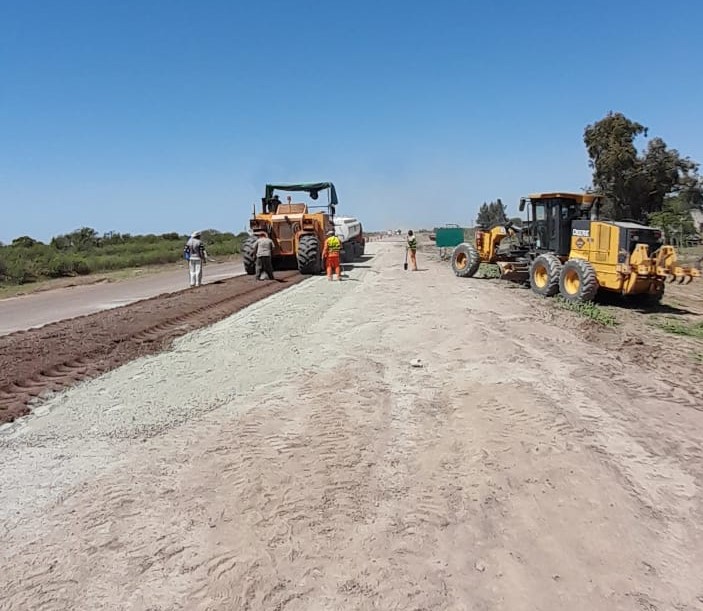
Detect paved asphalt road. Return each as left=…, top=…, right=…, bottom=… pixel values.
left=0, top=260, right=247, bottom=336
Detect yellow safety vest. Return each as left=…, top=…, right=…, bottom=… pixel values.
left=326, top=236, right=341, bottom=252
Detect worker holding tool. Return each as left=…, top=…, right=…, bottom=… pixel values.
left=406, top=230, right=418, bottom=271
left=184, top=231, right=208, bottom=287
left=322, top=230, right=342, bottom=281
left=252, top=231, right=275, bottom=280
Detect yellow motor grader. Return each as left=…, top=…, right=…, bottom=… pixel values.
left=451, top=192, right=700, bottom=303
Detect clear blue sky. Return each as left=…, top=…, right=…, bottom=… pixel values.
left=2, top=0, right=702, bottom=243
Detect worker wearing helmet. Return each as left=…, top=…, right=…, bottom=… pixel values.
left=184, top=231, right=207, bottom=287
left=322, top=230, right=342, bottom=281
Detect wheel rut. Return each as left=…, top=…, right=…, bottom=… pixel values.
left=0, top=271, right=306, bottom=424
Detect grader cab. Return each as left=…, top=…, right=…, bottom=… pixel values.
left=242, top=183, right=337, bottom=275
left=451, top=192, right=700, bottom=303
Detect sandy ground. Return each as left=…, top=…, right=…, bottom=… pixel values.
left=2, top=240, right=703, bottom=610
left=0, top=259, right=244, bottom=335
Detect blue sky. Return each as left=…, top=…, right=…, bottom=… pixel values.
left=1, top=0, right=702, bottom=242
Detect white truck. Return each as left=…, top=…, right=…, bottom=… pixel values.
left=333, top=216, right=366, bottom=262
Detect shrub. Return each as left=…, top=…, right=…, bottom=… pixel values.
left=654, top=318, right=703, bottom=338
left=554, top=296, right=618, bottom=327
left=0, top=228, right=244, bottom=286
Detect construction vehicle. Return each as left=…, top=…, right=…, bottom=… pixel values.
left=242, top=183, right=338, bottom=275
left=451, top=192, right=700, bottom=303
left=333, top=216, right=366, bottom=262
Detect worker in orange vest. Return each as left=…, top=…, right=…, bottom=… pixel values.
left=322, top=230, right=342, bottom=281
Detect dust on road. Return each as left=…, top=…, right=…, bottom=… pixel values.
left=2, top=240, right=703, bottom=610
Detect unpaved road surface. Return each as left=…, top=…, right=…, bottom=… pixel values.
left=2, top=240, right=703, bottom=610
left=0, top=259, right=245, bottom=335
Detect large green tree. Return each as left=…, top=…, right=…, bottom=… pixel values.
left=649, top=195, right=697, bottom=247
left=583, top=111, right=702, bottom=221
left=476, top=199, right=508, bottom=227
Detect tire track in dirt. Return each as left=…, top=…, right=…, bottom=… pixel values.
left=150, top=362, right=394, bottom=609
left=0, top=272, right=305, bottom=424
left=476, top=314, right=702, bottom=528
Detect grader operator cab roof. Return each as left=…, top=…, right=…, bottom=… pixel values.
left=519, top=192, right=603, bottom=211
left=264, top=182, right=338, bottom=209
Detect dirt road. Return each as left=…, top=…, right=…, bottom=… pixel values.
left=2, top=240, right=703, bottom=610
left=0, top=259, right=245, bottom=335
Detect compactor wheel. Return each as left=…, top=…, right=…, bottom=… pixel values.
left=529, top=254, right=562, bottom=297
left=242, top=236, right=258, bottom=275
left=341, top=244, right=354, bottom=264
left=559, top=258, right=598, bottom=303
left=451, top=243, right=480, bottom=278
left=297, top=234, right=321, bottom=275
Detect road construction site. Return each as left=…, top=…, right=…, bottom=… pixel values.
left=2, top=236, right=703, bottom=610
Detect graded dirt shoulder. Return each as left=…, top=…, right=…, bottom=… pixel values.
left=0, top=270, right=304, bottom=424
left=1, top=241, right=702, bottom=610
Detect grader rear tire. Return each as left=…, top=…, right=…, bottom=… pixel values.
left=451, top=243, right=480, bottom=278
left=529, top=254, right=562, bottom=297
left=559, top=258, right=598, bottom=303
left=242, top=236, right=258, bottom=275
left=297, top=234, right=321, bottom=274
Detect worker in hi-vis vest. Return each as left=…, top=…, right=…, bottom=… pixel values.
left=406, top=230, right=418, bottom=271
left=322, top=230, right=342, bottom=281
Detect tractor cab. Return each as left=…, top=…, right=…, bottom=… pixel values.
left=519, top=193, right=600, bottom=255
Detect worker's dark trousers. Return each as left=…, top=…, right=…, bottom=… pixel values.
left=256, top=256, right=274, bottom=280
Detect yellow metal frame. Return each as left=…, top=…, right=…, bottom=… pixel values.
left=251, top=203, right=332, bottom=257
left=568, top=222, right=700, bottom=295
left=475, top=225, right=512, bottom=263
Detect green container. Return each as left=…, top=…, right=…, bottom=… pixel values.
left=433, top=226, right=466, bottom=248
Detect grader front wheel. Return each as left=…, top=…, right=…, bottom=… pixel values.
left=451, top=243, right=480, bottom=278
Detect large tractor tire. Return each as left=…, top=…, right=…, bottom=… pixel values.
left=451, top=243, right=480, bottom=278
left=297, top=234, right=321, bottom=274
left=242, top=235, right=258, bottom=275
left=353, top=241, right=363, bottom=260
left=341, top=243, right=354, bottom=264
left=529, top=253, right=562, bottom=297
left=559, top=258, right=599, bottom=303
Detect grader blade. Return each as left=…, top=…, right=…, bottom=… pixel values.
left=496, top=261, right=529, bottom=284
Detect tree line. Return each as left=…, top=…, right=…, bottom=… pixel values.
left=476, top=111, right=702, bottom=244
left=0, top=228, right=247, bottom=286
